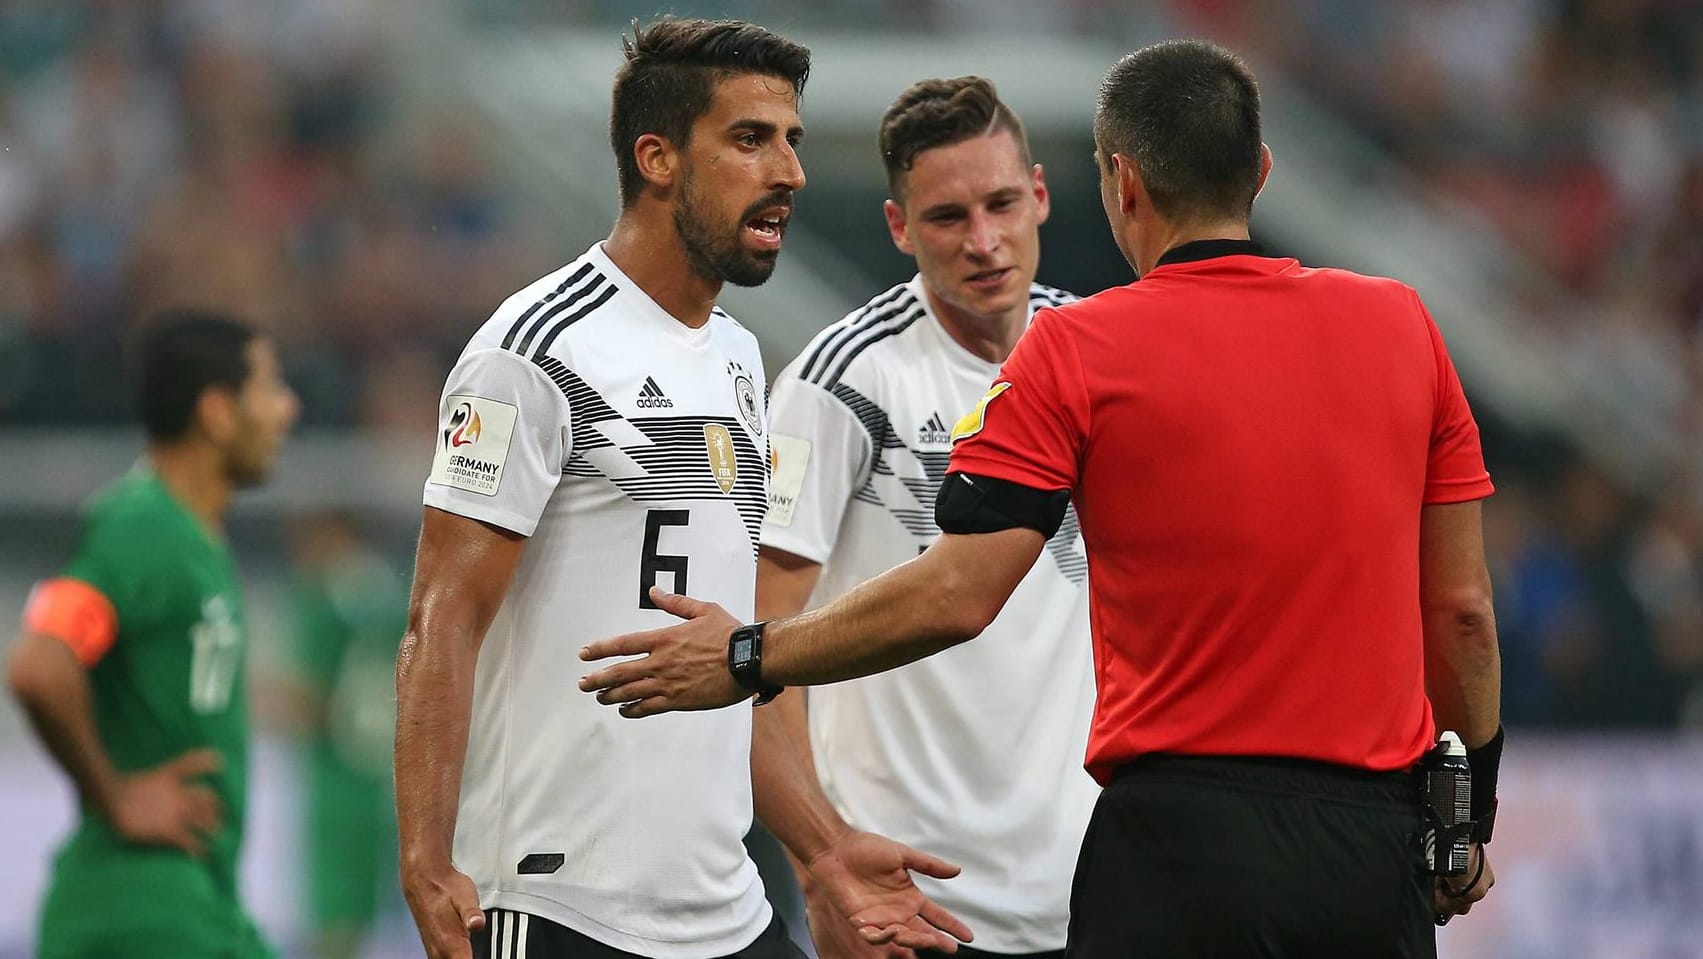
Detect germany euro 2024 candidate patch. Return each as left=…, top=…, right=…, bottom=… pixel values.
left=429, top=394, right=519, bottom=496
left=765, top=433, right=811, bottom=527
left=951, top=381, right=1011, bottom=444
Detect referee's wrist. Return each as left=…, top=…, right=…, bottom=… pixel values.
left=727, top=621, right=783, bottom=704
left=1466, top=725, right=1504, bottom=843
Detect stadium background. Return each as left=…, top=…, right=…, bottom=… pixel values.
left=2, top=1, right=1701, bottom=956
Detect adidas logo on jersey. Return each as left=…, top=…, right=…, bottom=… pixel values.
left=636, top=376, right=674, bottom=408
left=917, top=411, right=951, bottom=446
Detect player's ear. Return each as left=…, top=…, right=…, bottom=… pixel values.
left=883, top=198, right=915, bottom=256
left=1031, top=163, right=1052, bottom=227
left=633, top=133, right=678, bottom=193
left=194, top=386, right=239, bottom=444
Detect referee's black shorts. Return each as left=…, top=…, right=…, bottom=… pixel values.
left=1066, top=754, right=1435, bottom=959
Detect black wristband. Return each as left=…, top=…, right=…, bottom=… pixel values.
left=1466, top=725, right=1503, bottom=842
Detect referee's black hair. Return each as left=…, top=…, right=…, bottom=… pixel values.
left=610, top=17, right=811, bottom=206
left=1096, top=40, right=1263, bottom=223
left=133, top=309, right=257, bottom=442
left=879, top=77, right=1031, bottom=201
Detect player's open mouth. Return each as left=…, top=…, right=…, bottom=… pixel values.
left=745, top=210, right=788, bottom=248
left=967, top=267, right=1013, bottom=289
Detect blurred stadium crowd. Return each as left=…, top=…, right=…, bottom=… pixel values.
left=2, top=0, right=1701, bottom=734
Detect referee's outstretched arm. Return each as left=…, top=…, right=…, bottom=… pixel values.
left=579, top=527, right=1045, bottom=712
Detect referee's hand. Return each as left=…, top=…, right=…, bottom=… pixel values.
left=402, top=860, right=485, bottom=959
left=579, top=587, right=746, bottom=716
left=1434, top=843, right=1495, bottom=922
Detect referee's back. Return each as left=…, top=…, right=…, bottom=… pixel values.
left=1015, top=246, right=1492, bottom=782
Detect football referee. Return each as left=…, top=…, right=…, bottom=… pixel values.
left=582, top=39, right=1503, bottom=957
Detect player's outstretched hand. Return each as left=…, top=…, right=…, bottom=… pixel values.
left=805, top=828, right=973, bottom=955
left=578, top=586, right=747, bottom=716
left=1434, top=843, right=1495, bottom=922
left=402, top=860, right=486, bottom=959
left=802, top=878, right=917, bottom=959
left=112, top=747, right=223, bottom=857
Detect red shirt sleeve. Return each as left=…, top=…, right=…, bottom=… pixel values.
left=1419, top=297, right=1495, bottom=504
left=948, top=307, right=1089, bottom=491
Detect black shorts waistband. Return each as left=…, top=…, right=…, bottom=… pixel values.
left=1110, top=754, right=1419, bottom=809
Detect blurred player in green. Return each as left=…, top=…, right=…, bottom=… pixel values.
left=285, top=511, right=406, bottom=959
left=6, top=310, right=299, bottom=959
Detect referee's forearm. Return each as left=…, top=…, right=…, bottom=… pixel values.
left=394, top=623, right=478, bottom=871
left=763, top=555, right=987, bottom=687
left=1423, top=603, right=1502, bottom=749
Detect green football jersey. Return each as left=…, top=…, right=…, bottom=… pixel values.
left=37, top=468, right=270, bottom=958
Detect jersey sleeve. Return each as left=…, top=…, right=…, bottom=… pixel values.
left=947, top=307, right=1089, bottom=492
left=1418, top=298, right=1495, bottom=504
left=25, top=510, right=145, bottom=665
left=759, top=375, right=874, bottom=564
left=423, top=347, right=572, bottom=536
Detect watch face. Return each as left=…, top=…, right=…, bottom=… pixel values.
left=732, top=636, right=754, bottom=663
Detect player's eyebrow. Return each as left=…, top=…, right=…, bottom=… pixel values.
left=728, top=118, right=805, bottom=142
left=920, top=187, right=1024, bottom=220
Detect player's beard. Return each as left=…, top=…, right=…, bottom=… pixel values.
left=674, top=169, right=785, bottom=288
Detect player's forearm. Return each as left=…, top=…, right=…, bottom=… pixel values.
left=751, top=698, right=849, bottom=869
left=1423, top=598, right=1502, bottom=749
left=394, top=623, right=479, bottom=872
left=6, top=635, right=125, bottom=821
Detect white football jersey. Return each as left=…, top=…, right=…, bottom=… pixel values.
left=762, top=276, right=1101, bottom=954
left=423, top=242, right=772, bottom=957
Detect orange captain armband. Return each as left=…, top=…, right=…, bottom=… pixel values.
left=23, top=578, right=118, bottom=666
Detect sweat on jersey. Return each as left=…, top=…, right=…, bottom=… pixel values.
left=762, top=275, right=1101, bottom=953
left=423, top=242, right=772, bottom=957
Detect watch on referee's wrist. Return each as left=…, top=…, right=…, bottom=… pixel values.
left=727, top=622, right=783, bottom=706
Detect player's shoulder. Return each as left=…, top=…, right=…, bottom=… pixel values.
left=464, top=248, right=620, bottom=357
left=78, top=471, right=182, bottom=553
left=1028, top=281, right=1079, bottom=310
left=779, top=280, right=925, bottom=388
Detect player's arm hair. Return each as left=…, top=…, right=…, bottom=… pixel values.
left=6, top=631, right=128, bottom=824
left=762, top=528, right=1043, bottom=686
left=1419, top=500, right=1501, bottom=749
left=750, top=547, right=849, bottom=876
left=395, top=506, right=527, bottom=875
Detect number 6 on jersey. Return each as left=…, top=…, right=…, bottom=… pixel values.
left=639, top=509, right=690, bottom=608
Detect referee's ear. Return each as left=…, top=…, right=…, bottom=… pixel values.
left=1253, top=143, right=1273, bottom=203
left=1109, top=152, right=1146, bottom=217
left=633, top=132, right=680, bottom=194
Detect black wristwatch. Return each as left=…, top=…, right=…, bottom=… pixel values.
left=727, top=621, right=784, bottom=706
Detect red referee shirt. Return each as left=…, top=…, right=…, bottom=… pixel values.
left=949, top=240, right=1494, bottom=784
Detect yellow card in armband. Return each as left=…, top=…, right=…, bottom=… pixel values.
left=951, top=381, right=1011, bottom=444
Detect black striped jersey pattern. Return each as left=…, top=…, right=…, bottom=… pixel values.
left=814, top=283, right=1087, bottom=585
left=534, top=355, right=768, bottom=560
left=499, top=263, right=618, bottom=360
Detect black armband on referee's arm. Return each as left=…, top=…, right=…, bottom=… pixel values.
left=935, top=472, right=1070, bottom=537
left=1467, top=725, right=1504, bottom=843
